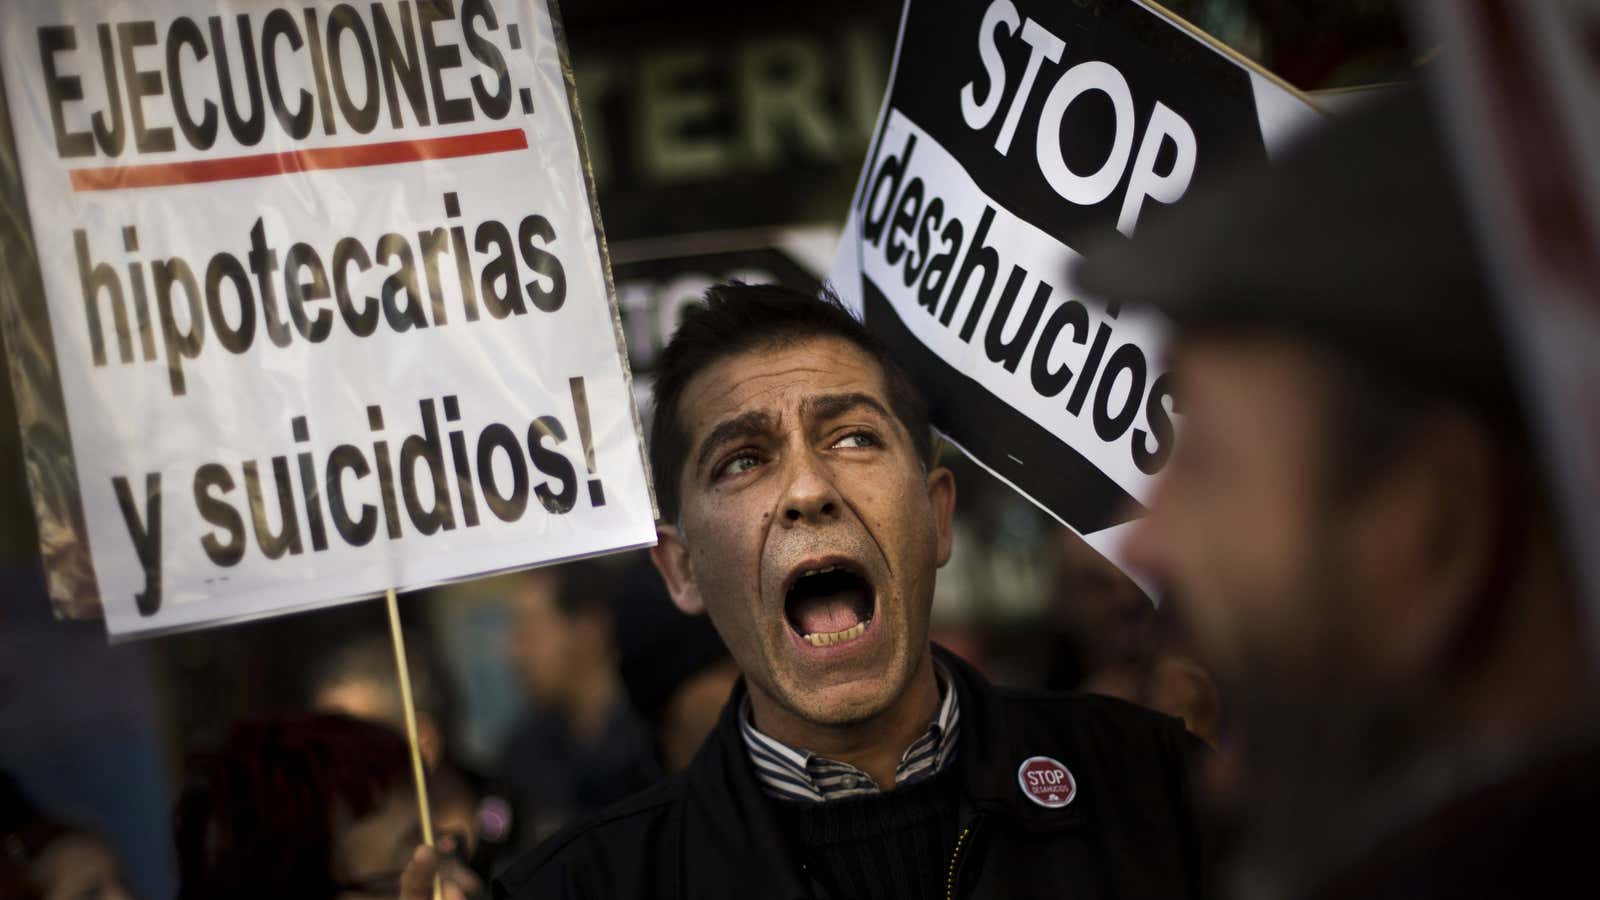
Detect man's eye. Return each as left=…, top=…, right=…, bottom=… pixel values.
left=832, top=431, right=878, bottom=450
left=718, top=453, right=760, bottom=477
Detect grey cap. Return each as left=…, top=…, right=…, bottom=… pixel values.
left=1073, top=89, right=1517, bottom=417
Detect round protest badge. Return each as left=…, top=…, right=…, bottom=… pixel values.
left=1016, top=756, right=1077, bottom=809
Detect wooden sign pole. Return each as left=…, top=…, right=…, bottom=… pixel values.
left=385, top=587, right=441, bottom=900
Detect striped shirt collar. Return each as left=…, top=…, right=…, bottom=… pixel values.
left=739, top=660, right=961, bottom=803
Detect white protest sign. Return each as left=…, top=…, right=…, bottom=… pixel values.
left=829, top=0, right=1319, bottom=567
left=1415, top=0, right=1600, bottom=639
left=0, top=0, right=655, bottom=638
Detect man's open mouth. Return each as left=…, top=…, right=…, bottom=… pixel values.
left=783, top=563, right=876, bottom=648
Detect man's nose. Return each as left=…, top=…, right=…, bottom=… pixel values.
left=779, top=450, right=841, bottom=525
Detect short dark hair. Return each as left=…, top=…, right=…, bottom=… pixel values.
left=307, top=632, right=445, bottom=725
left=649, top=282, right=932, bottom=521
left=173, top=715, right=411, bottom=900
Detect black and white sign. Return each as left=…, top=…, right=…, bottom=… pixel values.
left=829, top=0, right=1318, bottom=565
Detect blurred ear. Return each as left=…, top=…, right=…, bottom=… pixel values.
left=927, top=466, right=957, bottom=567
left=650, top=524, right=705, bottom=615
left=1355, top=413, right=1500, bottom=673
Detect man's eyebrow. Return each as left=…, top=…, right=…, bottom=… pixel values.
left=804, top=392, right=894, bottom=424
left=693, top=410, right=777, bottom=473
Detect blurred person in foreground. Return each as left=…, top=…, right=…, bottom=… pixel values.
left=1077, top=90, right=1599, bottom=899
left=496, top=563, right=659, bottom=847
left=457, top=283, right=1211, bottom=899
left=176, top=714, right=479, bottom=900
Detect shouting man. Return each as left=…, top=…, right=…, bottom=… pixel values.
left=485, top=283, right=1209, bottom=899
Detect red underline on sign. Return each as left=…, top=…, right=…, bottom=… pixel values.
left=67, top=128, right=529, bottom=191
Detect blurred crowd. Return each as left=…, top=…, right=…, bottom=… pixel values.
left=2, top=515, right=1213, bottom=899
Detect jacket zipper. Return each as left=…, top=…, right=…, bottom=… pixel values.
left=945, top=813, right=984, bottom=900
left=945, top=826, right=972, bottom=900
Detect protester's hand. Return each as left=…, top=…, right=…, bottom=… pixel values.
left=400, top=845, right=483, bottom=900
left=399, top=846, right=439, bottom=900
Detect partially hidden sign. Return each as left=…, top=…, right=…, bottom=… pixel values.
left=0, top=0, right=656, bottom=638
left=829, top=0, right=1319, bottom=569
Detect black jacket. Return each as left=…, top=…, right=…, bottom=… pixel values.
left=495, top=647, right=1210, bottom=899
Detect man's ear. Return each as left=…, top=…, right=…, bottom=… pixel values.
left=927, top=466, right=957, bottom=567
left=1357, top=414, right=1500, bottom=675
left=650, top=524, right=706, bottom=615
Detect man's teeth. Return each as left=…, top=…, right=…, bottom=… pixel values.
left=803, top=621, right=867, bottom=647
left=800, top=565, right=841, bottom=578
